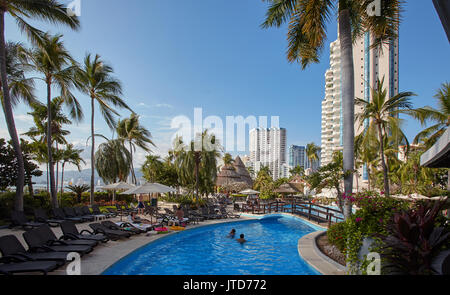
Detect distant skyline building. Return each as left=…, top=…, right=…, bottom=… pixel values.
left=249, top=127, right=287, bottom=180
left=320, top=28, right=399, bottom=185
left=289, top=145, right=306, bottom=169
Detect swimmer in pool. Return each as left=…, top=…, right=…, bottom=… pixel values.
left=236, top=234, right=246, bottom=244
left=228, top=229, right=236, bottom=238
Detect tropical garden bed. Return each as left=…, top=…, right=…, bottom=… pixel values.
left=316, top=233, right=346, bottom=267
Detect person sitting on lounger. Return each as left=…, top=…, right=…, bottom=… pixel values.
left=236, top=234, right=246, bottom=244
left=228, top=229, right=236, bottom=238
left=128, top=212, right=152, bottom=224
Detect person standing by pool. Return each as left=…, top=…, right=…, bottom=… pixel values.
left=236, top=234, right=246, bottom=244
left=137, top=194, right=145, bottom=215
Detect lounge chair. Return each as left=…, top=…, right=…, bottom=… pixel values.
left=89, top=223, right=132, bottom=240
left=52, top=208, right=83, bottom=223
left=73, top=207, right=95, bottom=222
left=200, top=207, right=218, bottom=220
left=82, top=206, right=106, bottom=220
left=34, top=208, right=65, bottom=228
left=23, top=227, right=93, bottom=256
left=9, top=211, right=45, bottom=229
left=106, top=207, right=118, bottom=217
left=63, top=207, right=91, bottom=223
left=209, top=206, right=225, bottom=219
left=92, top=204, right=114, bottom=218
left=37, top=224, right=98, bottom=248
left=101, top=220, right=144, bottom=234
left=0, top=235, right=68, bottom=266
left=59, top=221, right=109, bottom=243
left=220, top=206, right=240, bottom=219
left=0, top=258, right=59, bottom=275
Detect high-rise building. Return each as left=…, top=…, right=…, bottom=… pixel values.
left=320, top=30, right=399, bottom=184
left=249, top=127, right=287, bottom=180
left=289, top=145, right=306, bottom=169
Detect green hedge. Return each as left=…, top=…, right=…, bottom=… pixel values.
left=0, top=191, right=135, bottom=222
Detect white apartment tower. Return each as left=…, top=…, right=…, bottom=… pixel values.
left=321, top=31, right=399, bottom=176
left=249, top=127, right=287, bottom=180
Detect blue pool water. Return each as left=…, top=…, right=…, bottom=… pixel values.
left=103, top=215, right=322, bottom=275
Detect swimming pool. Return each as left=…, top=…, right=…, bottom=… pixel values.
left=103, top=215, right=322, bottom=275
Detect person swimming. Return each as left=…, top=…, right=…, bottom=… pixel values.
left=236, top=234, right=246, bottom=244
left=228, top=229, right=236, bottom=238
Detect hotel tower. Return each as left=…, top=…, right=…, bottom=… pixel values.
left=320, top=30, right=399, bottom=186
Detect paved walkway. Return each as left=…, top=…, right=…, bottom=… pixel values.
left=298, top=231, right=346, bottom=275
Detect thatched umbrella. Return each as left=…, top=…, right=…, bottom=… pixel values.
left=233, top=156, right=253, bottom=187
left=274, top=183, right=301, bottom=197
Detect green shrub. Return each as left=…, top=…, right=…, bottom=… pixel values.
left=327, top=222, right=347, bottom=252
left=326, top=191, right=410, bottom=274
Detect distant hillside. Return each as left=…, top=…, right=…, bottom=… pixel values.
left=34, top=169, right=144, bottom=186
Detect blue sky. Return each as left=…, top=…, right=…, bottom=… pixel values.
left=2, top=0, right=449, bottom=170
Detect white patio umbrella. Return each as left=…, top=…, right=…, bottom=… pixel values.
left=239, top=189, right=260, bottom=195
left=121, top=182, right=176, bottom=195
left=121, top=182, right=176, bottom=224
left=102, top=182, right=136, bottom=203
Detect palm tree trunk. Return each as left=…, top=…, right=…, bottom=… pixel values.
left=339, top=8, right=355, bottom=220
left=46, top=78, right=58, bottom=208
left=55, top=143, right=59, bottom=204
left=90, top=96, right=95, bottom=205
left=377, top=123, right=390, bottom=196
left=0, top=10, right=25, bottom=212
left=195, top=152, right=200, bottom=200
left=60, top=162, right=65, bottom=203
left=129, top=141, right=136, bottom=184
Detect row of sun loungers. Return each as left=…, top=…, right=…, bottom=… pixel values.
left=1, top=204, right=163, bottom=275
left=1, top=203, right=240, bottom=275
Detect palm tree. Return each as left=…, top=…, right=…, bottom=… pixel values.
left=142, top=155, right=163, bottom=183
left=355, top=78, right=416, bottom=196
left=174, top=131, right=220, bottom=199
left=67, top=184, right=90, bottom=204
left=0, top=42, right=36, bottom=107
left=74, top=54, right=132, bottom=205
left=306, top=143, right=319, bottom=171
left=117, top=113, right=154, bottom=184
left=261, top=0, right=403, bottom=219
left=0, top=0, right=79, bottom=212
left=222, top=153, right=234, bottom=166
left=95, top=139, right=132, bottom=185
left=412, top=82, right=450, bottom=190
left=413, top=82, right=450, bottom=148
left=60, top=144, right=85, bottom=202
left=28, top=33, right=82, bottom=208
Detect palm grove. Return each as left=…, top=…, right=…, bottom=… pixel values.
left=0, top=1, right=448, bottom=217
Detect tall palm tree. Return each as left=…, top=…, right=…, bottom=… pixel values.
left=60, top=144, right=85, bottom=201
left=95, top=138, right=132, bottom=185
left=306, top=142, right=319, bottom=171
left=261, top=0, right=402, bottom=219
left=174, top=131, right=220, bottom=199
left=28, top=33, right=82, bottom=208
left=0, top=0, right=79, bottom=212
left=355, top=78, right=416, bottom=196
left=117, top=113, right=154, bottom=184
left=74, top=54, right=132, bottom=205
